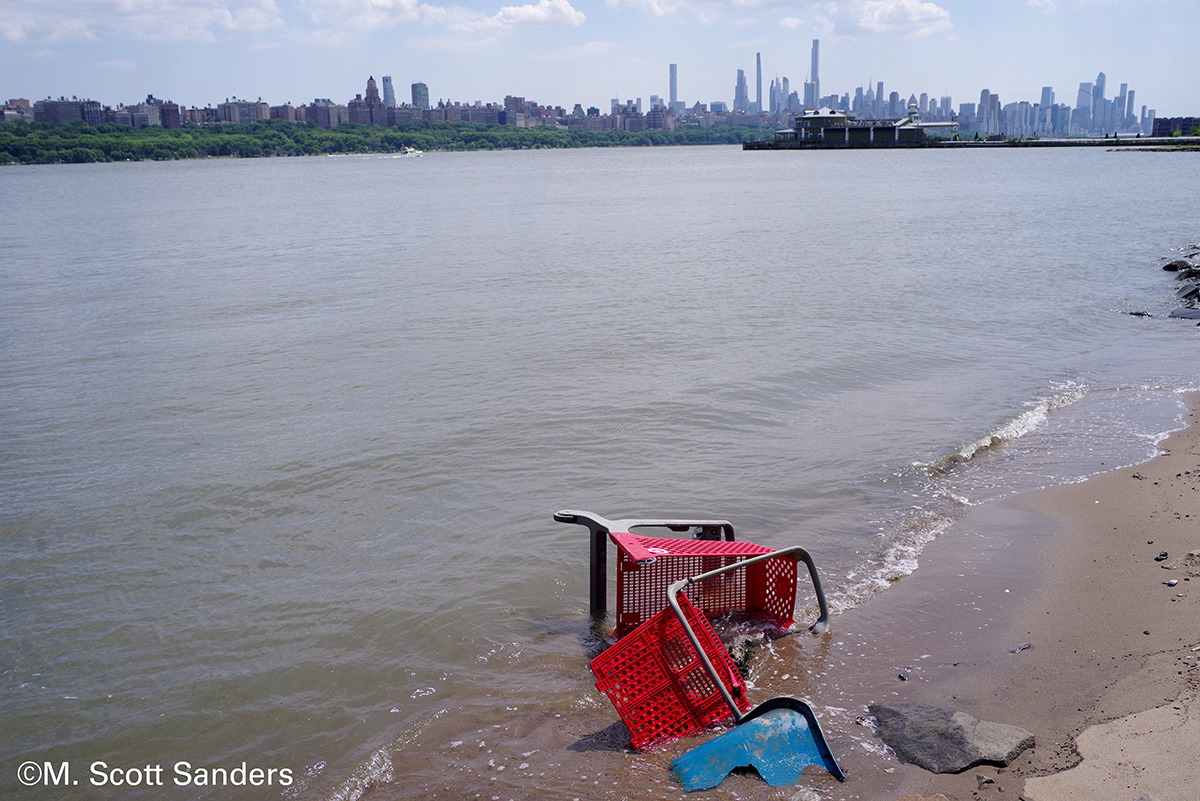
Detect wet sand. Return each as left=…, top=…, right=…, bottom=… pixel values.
left=854, top=392, right=1200, bottom=801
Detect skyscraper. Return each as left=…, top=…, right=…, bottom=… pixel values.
left=756, top=52, right=762, bottom=113
left=1076, top=82, right=1092, bottom=111
left=734, top=69, right=749, bottom=112
left=365, top=76, right=382, bottom=106
left=411, top=82, right=429, bottom=110
left=1039, top=87, right=1054, bottom=136
left=810, top=40, right=820, bottom=106
left=669, top=63, right=677, bottom=106
left=381, top=75, right=396, bottom=108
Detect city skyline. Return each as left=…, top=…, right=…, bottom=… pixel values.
left=2, top=1, right=1197, bottom=117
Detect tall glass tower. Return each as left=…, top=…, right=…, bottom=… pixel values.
left=810, top=40, right=819, bottom=107
left=381, top=75, right=396, bottom=108
left=734, top=69, right=749, bottom=112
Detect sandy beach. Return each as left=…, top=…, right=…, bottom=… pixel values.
left=867, top=392, right=1200, bottom=801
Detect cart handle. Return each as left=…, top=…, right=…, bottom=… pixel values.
left=554, top=509, right=736, bottom=618
left=667, top=546, right=831, bottom=721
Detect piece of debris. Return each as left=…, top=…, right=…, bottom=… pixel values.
left=1009, top=643, right=1032, bottom=654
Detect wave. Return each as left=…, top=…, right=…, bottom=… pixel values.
left=826, top=382, right=1092, bottom=615
left=910, top=381, right=1089, bottom=475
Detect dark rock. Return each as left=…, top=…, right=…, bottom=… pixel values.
left=1177, top=267, right=1200, bottom=280
left=1163, top=259, right=1191, bottom=271
left=869, top=702, right=1035, bottom=774
left=1127, top=311, right=1151, bottom=317
left=1169, top=307, right=1200, bottom=320
left=1176, top=283, right=1199, bottom=300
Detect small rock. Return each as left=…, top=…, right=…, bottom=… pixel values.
left=788, top=788, right=822, bottom=801
left=1163, top=259, right=1191, bottom=271
left=977, top=773, right=996, bottom=788
left=899, top=667, right=912, bottom=681
left=1165, top=579, right=1179, bottom=587
left=1155, top=552, right=1169, bottom=561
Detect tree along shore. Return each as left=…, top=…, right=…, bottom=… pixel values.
left=0, top=119, right=773, bottom=164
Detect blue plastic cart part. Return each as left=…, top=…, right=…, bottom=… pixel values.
left=670, top=697, right=846, bottom=791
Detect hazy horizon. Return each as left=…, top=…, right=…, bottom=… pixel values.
left=3, top=1, right=1197, bottom=118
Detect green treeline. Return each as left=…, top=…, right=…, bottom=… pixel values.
left=0, top=119, right=772, bottom=165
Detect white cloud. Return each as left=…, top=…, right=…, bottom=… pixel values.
left=301, top=0, right=423, bottom=32
left=605, top=0, right=678, bottom=17
left=849, top=0, right=951, bottom=37
left=1, top=0, right=582, bottom=46
left=494, top=0, right=585, bottom=25
left=0, top=0, right=286, bottom=44
left=780, top=14, right=802, bottom=27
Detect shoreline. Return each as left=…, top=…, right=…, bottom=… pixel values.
left=858, top=392, right=1200, bottom=801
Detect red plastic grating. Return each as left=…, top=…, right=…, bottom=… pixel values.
left=590, top=593, right=752, bottom=750
left=610, top=532, right=799, bottom=638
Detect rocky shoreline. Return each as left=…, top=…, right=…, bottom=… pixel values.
left=1161, top=251, right=1200, bottom=321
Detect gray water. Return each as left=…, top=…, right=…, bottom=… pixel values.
left=2, top=146, right=1198, bottom=801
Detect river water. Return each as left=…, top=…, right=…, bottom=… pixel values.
left=2, top=145, right=1198, bottom=801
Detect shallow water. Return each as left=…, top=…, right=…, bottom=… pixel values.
left=1, top=146, right=1198, bottom=800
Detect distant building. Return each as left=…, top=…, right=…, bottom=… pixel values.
left=348, top=76, right=387, bottom=125
left=34, top=98, right=83, bottom=124
left=411, top=82, right=429, bottom=110
left=381, top=76, right=396, bottom=108
left=82, top=100, right=103, bottom=126
left=307, top=99, right=346, bottom=128
left=218, top=98, right=268, bottom=124
left=804, top=40, right=819, bottom=109
left=3, top=98, right=34, bottom=123
left=734, top=69, right=749, bottom=113
left=755, top=52, right=762, bottom=113
left=749, top=105, right=955, bottom=150
left=1152, top=117, right=1200, bottom=136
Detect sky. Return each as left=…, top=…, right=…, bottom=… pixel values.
left=3, top=0, right=1198, bottom=117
